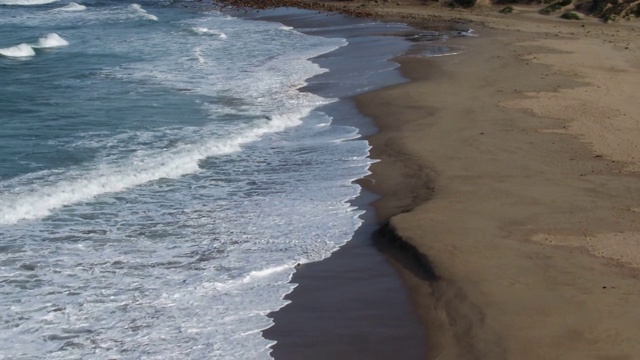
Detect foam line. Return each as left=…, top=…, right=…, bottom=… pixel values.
left=0, top=111, right=308, bottom=224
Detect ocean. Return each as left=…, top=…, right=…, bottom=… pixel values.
left=0, top=1, right=465, bottom=358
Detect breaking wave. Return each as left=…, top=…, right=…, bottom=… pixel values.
left=0, top=33, right=67, bottom=58
left=0, top=0, right=59, bottom=5
left=58, top=2, right=85, bottom=11
left=130, top=3, right=158, bottom=21
left=31, top=33, right=68, bottom=48
left=189, top=27, right=227, bottom=39
left=0, top=43, right=35, bottom=58
left=0, top=111, right=308, bottom=224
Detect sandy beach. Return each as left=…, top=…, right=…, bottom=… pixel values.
left=216, top=1, right=640, bottom=358
left=358, top=3, right=640, bottom=359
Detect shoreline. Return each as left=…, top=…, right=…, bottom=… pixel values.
left=263, top=188, right=429, bottom=359
left=356, top=7, right=640, bottom=360
left=235, top=6, right=440, bottom=359
left=214, top=1, right=640, bottom=358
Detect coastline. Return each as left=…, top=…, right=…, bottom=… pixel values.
left=214, top=1, right=640, bottom=359
left=262, top=189, right=428, bottom=359
left=357, top=7, right=640, bottom=360
left=235, top=7, right=441, bottom=359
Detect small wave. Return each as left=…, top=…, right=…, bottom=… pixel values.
left=0, top=43, right=35, bottom=58
left=58, top=2, right=85, bottom=11
left=0, top=34, right=67, bottom=58
left=0, top=0, right=59, bottom=4
left=193, top=46, right=206, bottom=64
left=31, top=33, right=68, bottom=48
left=455, top=28, right=477, bottom=37
left=0, top=110, right=308, bottom=224
left=189, top=27, right=227, bottom=39
left=129, top=3, right=158, bottom=21
left=214, top=264, right=293, bottom=291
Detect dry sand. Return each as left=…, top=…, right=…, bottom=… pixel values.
left=354, top=2, right=640, bottom=359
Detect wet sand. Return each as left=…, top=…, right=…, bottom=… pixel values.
left=246, top=7, right=436, bottom=359
left=263, top=190, right=428, bottom=359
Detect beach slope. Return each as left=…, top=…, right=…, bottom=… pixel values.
left=357, top=4, right=640, bottom=359
left=216, top=0, right=640, bottom=358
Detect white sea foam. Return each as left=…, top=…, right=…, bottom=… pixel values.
left=129, top=3, right=158, bottom=21
left=0, top=0, right=59, bottom=4
left=456, top=28, right=477, bottom=37
left=0, top=111, right=308, bottom=224
left=190, top=27, right=227, bottom=39
left=214, top=264, right=294, bottom=291
left=0, top=34, right=67, bottom=58
left=193, top=46, right=206, bottom=64
left=0, top=43, right=35, bottom=57
left=31, top=33, right=68, bottom=48
left=58, top=2, right=85, bottom=11
left=0, top=6, right=382, bottom=359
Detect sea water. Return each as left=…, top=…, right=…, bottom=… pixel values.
left=0, top=0, right=460, bottom=358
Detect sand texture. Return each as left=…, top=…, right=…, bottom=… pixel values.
left=216, top=0, right=640, bottom=358
left=354, top=3, right=640, bottom=359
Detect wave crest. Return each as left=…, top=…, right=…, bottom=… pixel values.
left=58, top=2, right=85, bottom=11
left=0, top=33, right=68, bottom=58
left=0, top=0, right=59, bottom=5
left=0, top=110, right=308, bottom=224
left=32, top=33, right=68, bottom=48
left=190, top=27, right=227, bottom=39
left=129, top=3, right=158, bottom=21
left=0, top=43, right=35, bottom=58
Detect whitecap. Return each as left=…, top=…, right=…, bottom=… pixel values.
left=0, top=110, right=309, bottom=224
left=31, top=33, right=68, bottom=48
left=0, top=0, right=59, bottom=4
left=129, top=3, right=158, bottom=21
left=190, top=27, right=227, bottom=39
left=58, top=2, right=85, bottom=11
left=0, top=43, right=35, bottom=58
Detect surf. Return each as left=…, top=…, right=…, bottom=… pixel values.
left=0, top=110, right=309, bottom=225
left=58, top=2, right=86, bottom=11
left=0, top=0, right=59, bottom=5
left=32, top=33, right=68, bottom=48
left=0, top=43, right=35, bottom=57
left=0, top=33, right=67, bottom=58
